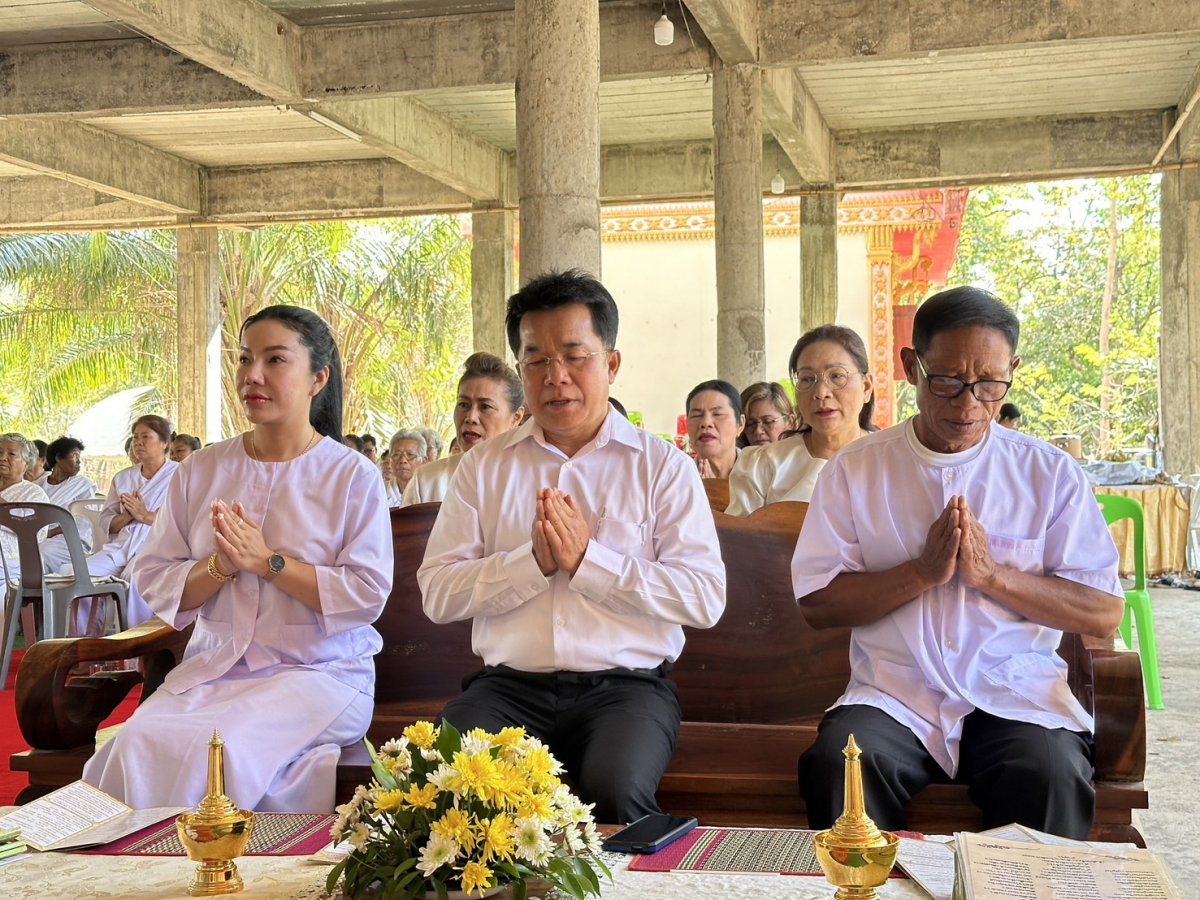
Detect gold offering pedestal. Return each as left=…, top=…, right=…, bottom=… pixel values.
left=813, top=735, right=900, bottom=900
left=175, top=730, right=255, bottom=895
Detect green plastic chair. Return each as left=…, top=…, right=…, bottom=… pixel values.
left=1096, top=493, right=1164, bottom=709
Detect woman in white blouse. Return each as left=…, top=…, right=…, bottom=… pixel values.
left=740, top=381, right=797, bottom=448
left=402, top=352, right=525, bottom=506
left=727, top=325, right=874, bottom=516
left=686, top=379, right=746, bottom=480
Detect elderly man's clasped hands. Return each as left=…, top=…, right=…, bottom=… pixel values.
left=916, top=495, right=998, bottom=590
left=531, top=487, right=590, bottom=577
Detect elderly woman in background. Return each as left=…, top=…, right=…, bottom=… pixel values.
left=740, top=381, right=797, bottom=448
left=727, top=325, right=874, bottom=516
left=25, top=439, right=48, bottom=482
left=686, top=379, right=746, bottom=480
left=170, top=434, right=202, bottom=462
left=35, top=437, right=98, bottom=571
left=388, top=428, right=427, bottom=499
left=73, top=416, right=179, bottom=634
left=402, top=352, right=525, bottom=506
left=0, top=433, right=51, bottom=583
left=417, top=426, right=444, bottom=463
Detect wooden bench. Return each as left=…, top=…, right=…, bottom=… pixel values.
left=11, top=502, right=1148, bottom=843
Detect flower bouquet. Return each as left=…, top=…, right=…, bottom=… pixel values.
left=328, top=720, right=611, bottom=900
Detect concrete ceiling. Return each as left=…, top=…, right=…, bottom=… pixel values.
left=0, top=0, right=1198, bottom=230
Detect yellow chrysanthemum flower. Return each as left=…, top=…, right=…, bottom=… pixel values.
left=517, top=790, right=554, bottom=822
left=431, top=808, right=476, bottom=852
left=478, top=814, right=516, bottom=863
left=521, top=746, right=556, bottom=786
left=486, top=761, right=530, bottom=811
left=403, top=721, right=438, bottom=749
left=459, top=860, right=494, bottom=896
left=401, top=783, right=439, bottom=810
left=452, top=751, right=501, bottom=802
left=373, top=789, right=406, bottom=813
left=493, top=726, right=526, bottom=748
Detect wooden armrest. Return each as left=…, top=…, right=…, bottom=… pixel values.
left=1079, top=633, right=1146, bottom=782
left=14, top=617, right=192, bottom=751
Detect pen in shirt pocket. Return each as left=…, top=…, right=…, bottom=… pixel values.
left=596, top=505, right=607, bottom=537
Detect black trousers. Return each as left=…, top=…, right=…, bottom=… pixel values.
left=438, top=664, right=681, bottom=825
left=798, top=705, right=1096, bottom=840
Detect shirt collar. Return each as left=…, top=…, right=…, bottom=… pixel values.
left=500, top=406, right=640, bottom=456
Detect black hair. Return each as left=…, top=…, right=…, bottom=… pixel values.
left=240, top=304, right=344, bottom=443
left=912, top=286, right=1020, bottom=356
left=361, top=433, right=377, bottom=449
left=173, top=434, right=202, bottom=451
left=505, top=269, right=619, bottom=355
left=460, top=351, right=524, bottom=414
left=32, top=439, right=48, bottom=470
left=788, top=324, right=876, bottom=433
left=608, top=396, right=629, bottom=419
left=686, top=380, right=743, bottom=419
left=46, top=436, right=85, bottom=468
left=999, top=402, right=1021, bottom=421
left=344, top=434, right=365, bottom=452
left=132, top=415, right=173, bottom=444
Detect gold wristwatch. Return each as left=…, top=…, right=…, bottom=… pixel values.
left=264, top=552, right=286, bottom=583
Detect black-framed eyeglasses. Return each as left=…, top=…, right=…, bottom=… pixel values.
left=914, top=354, right=1012, bottom=402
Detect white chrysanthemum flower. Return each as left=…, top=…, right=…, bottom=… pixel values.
left=563, top=823, right=585, bottom=854
left=420, top=747, right=444, bottom=762
left=380, top=737, right=408, bottom=755
left=518, top=735, right=546, bottom=753
left=460, top=733, right=492, bottom=756
left=416, top=833, right=459, bottom=878
left=427, top=762, right=460, bottom=794
left=581, top=821, right=603, bottom=855
left=347, top=823, right=371, bottom=851
left=353, top=784, right=372, bottom=802
left=512, top=817, right=552, bottom=863
left=392, top=748, right=414, bottom=776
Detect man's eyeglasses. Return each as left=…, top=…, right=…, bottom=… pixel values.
left=518, top=350, right=610, bottom=374
left=794, top=366, right=862, bottom=393
left=392, top=451, right=422, bottom=462
left=746, top=416, right=784, bottom=431
left=914, top=354, right=1012, bottom=402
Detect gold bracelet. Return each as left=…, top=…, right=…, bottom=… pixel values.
left=207, top=553, right=237, bottom=583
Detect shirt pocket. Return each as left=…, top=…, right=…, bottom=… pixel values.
left=189, top=616, right=232, bottom=655
left=987, top=534, right=1045, bottom=576
left=593, top=516, right=652, bottom=559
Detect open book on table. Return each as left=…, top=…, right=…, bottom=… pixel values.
left=0, top=781, right=185, bottom=852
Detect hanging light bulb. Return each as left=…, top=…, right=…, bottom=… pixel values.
left=654, top=13, right=674, bottom=46
left=771, top=170, right=785, bottom=195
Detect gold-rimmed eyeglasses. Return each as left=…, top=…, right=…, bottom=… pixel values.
left=517, top=349, right=611, bottom=375
left=794, top=366, right=863, bottom=393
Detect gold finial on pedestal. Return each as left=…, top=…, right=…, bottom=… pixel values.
left=813, top=735, right=900, bottom=900
left=175, top=730, right=256, bottom=895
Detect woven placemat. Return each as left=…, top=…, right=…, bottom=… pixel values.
left=80, top=812, right=336, bottom=857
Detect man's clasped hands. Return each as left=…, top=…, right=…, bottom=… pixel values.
left=532, top=488, right=590, bottom=578
left=917, top=494, right=999, bottom=590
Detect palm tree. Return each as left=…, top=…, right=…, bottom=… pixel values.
left=0, top=217, right=472, bottom=442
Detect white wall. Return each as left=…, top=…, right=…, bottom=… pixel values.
left=600, top=232, right=869, bottom=435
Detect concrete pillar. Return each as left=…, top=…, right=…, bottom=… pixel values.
left=471, top=207, right=515, bottom=358
left=713, top=62, right=765, bottom=387
left=514, top=0, right=601, bottom=282
left=1160, top=166, right=1200, bottom=474
left=800, top=190, right=838, bottom=330
left=176, top=227, right=222, bottom=443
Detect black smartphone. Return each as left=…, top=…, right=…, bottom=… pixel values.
left=601, top=814, right=698, bottom=853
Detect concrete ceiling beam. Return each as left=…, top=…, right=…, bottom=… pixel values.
left=682, top=0, right=758, bottom=65
left=761, top=68, right=834, bottom=185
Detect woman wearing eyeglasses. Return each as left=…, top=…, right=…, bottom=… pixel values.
left=387, top=428, right=427, bottom=500
left=739, top=382, right=797, bottom=448
left=727, top=325, right=874, bottom=516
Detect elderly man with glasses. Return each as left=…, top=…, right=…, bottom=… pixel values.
left=792, top=286, right=1124, bottom=840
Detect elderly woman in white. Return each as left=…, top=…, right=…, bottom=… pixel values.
left=0, top=433, right=51, bottom=582
left=401, top=352, right=525, bottom=507
left=35, top=436, right=98, bottom=571
left=727, top=325, right=874, bottom=516
left=387, top=427, right=427, bottom=503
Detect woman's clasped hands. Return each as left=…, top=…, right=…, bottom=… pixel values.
left=210, top=499, right=270, bottom=579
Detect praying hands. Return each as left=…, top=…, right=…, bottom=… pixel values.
left=120, top=489, right=157, bottom=526
left=914, top=496, right=997, bottom=591
left=530, top=488, right=590, bottom=577
left=211, top=499, right=271, bottom=577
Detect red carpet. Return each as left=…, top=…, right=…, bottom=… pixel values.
left=1, top=649, right=142, bottom=805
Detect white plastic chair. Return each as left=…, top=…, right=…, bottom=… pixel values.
left=69, top=496, right=106, bottom=555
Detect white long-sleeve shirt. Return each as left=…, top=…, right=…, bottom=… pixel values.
left=725, top=433, right=827, bottom=516
left=792, top=419, right=1123, bottom=777
left=418, top=409, right=727, bottom=673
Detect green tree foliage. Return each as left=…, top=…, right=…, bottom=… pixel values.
left=933, top=176, right=1160, bottom=457
left=0, top=217, right=472, bottom=443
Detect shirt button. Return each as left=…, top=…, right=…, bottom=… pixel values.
left=564, top=462, right=573, bottom=469
left=943, top=471, right=952, bottom=482
left=529, top=583, right=540, bottom=592
left=556, top=617, right=566, bottom=626
left=945, top=638, right=955, bottom=649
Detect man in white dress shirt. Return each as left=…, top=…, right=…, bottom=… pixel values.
left=418, top=270, right=727, bottom=823
left=793, top=286, right=1124, bottom=839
